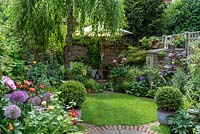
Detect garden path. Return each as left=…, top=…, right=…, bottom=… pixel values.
left=82, top=122, right=159, bottom=134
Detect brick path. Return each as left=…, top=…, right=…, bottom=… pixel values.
left=82, top=122, right=159, bottom=134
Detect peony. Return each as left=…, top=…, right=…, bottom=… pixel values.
left=2, top=76, right=16, bottom=89
left=4, top=105, right=21, bottom=119
left=9, top=91, right=27, bottom=104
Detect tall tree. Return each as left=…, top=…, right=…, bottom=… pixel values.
left=165, top=0, right=200, bottom=34
left=8, top=0, right=125, bottom=69
left=124, top=0, right=166, bottom=44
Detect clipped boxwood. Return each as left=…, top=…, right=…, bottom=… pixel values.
left=59, top=80, right=87, bottom=107
left=155, top=86, right=183, bottom=111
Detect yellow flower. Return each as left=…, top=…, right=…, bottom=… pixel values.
left=48, top=106, right=54, bottom=111
left=32, top=61, right=37, bottom=64
left=42, top=101, right=46, bottom=106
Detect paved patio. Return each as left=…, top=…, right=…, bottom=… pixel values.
left=82, top=122, right=159, bottom=134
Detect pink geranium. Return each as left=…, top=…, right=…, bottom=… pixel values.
left=2, top=76, right=16, bottom=90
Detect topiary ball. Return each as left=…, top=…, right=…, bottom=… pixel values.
left=59, top=80, right=87, bottom=107
left=155, top=86, right=183, bottom=111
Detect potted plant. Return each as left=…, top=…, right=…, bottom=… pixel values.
left=85, top=79, right=96, bottom=93
left=171, top=35, right=185, bottom=48
left=157, top=50, right=167, bottom=60
left=154, top=86, right=183, bottom=125
left=139, top=36, right=159, bottom=49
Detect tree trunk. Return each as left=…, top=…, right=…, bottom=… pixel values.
left=64, top=0, right=73, bottom=80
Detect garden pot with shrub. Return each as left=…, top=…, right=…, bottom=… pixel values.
left=154, top=86, right=183, bottom=125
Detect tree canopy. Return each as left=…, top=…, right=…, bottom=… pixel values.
left=7, top=0, right=125, bottom=51
left=165, top=0, right=200, bottom=34
left=124, top=0, right=166, bottom=44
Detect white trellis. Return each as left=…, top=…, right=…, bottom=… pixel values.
left=162, top=31, right=200, bottom=56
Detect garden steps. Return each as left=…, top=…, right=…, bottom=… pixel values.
left=81, top=122, right=159, bottom=134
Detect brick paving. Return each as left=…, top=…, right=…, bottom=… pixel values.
left=81, top=122, right=159, bottom=134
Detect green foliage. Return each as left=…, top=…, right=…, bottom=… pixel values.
left=27, top=100, right=79, bottom=133
left=184, top=46, right=200, bottom=105
left=171, top=35, right=185, bottom=47
left=165, top=0, right=200, bottom=34
left=129, top=80, right=148, bottom=97
left=124, top=0, right=166, bottom=43
left=172, top=68, right=188, bottom=94
left=87, top=42, right=100, bottom=68
left=8, top=0, right=64, bottom=52
left=26, top=61, right=63, bottom=87
left=59, top=80, right=87, bottom=107
left=0, top=20, right=26, bottom=80
left=109, top=65, right=129, bottom=92
left=168, top=110, right=194, bottom=134
left=146, top=90, right=157, bottom=99
left=67, top=61, right=91, bottom=84
left=157, top=50, right=167, bottom=58
left=155, top=86, right=183, bottom=111
left=85, top=79, right=103, bottom=93
left=139, top=36, right=160, bottom=49
left=120, top=46, right=146, bottom=65
left=85, top=79, right=96, bottom=89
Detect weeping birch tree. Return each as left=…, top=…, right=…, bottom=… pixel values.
left=8, top=0, right=125, bottom=68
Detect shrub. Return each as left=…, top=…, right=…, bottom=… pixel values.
left=67, top=61, right=91, bottom=83
left=85, top=79, right=103, bottom=93
left=26, top=61, right=63, bottom=87
left=155, top=86, right=183, bottom=111
left=172, top=68, right=188, bottom=94
left=59, top=80, right=87, bottom=107
left=85, top=79, right=96, bottom=89
left=129, top=80, right=148, bottom=97
left=120, top=46, right=146, bottom=65
left=109, top=65, right=128, bottom=92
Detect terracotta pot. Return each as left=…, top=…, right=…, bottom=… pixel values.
left=159, top=43, right=164, bottom=48
left=87, top=88, right=92, bottom=94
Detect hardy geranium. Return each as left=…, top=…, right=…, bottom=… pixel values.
left=31, top=96, right=41, bottom=106
left=43, top=92, right=52, bottom=101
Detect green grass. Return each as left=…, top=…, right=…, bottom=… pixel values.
left=151, top=125, right=170, bottom=134
left=81, top=93, right=157, bottom=126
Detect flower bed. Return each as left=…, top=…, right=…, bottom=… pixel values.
left=0, top=76, right=81, bottom=133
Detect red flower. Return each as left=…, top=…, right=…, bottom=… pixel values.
left=15, top=82, right=21, bottom=89
left=29, top=88, right=36, bottom=93
left=68, top=109, right=79, bottom=118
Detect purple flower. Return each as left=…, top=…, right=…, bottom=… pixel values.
left=31, top=96, right=41, bottom=106
left=9, top=91, right=27, bottom=104
left=43, top=92, right=52, bottom=101
left=2, top=76, right=16, bottom=90
left=4, top=94, right=11, bottom=99
left=4, top=105, right=21, bottom=119
left=139, top=76, right=145, bottom=81
left=34, top=106, right=44, bottom=111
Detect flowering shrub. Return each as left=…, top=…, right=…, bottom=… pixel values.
left=0, top=76, right=81, bottom=133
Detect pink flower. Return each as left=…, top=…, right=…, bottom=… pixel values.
left=2, top=76, right=16, bottom=90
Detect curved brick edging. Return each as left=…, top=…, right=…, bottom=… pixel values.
left=83, top=122, right=159, bottom=134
